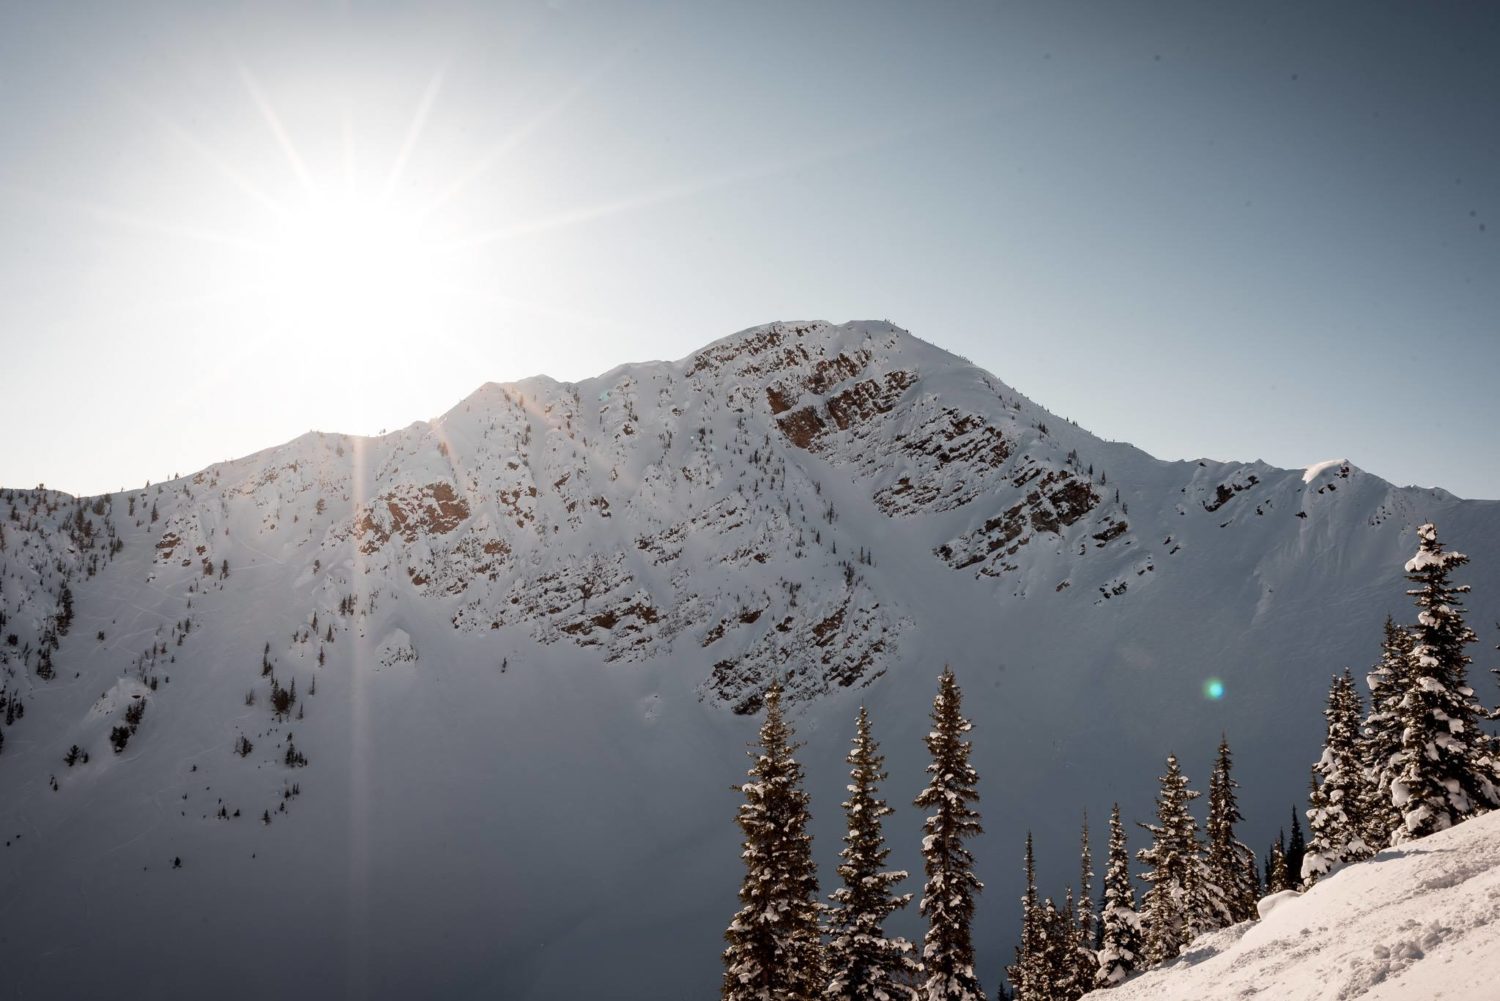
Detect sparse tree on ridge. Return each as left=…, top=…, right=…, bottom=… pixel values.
left=722, top=679, right=824, bottom=1001
left=824, top=706, right=920, bottom=1001
left=1302, top=670, right=1374, bottom=885
left=1387, top=523, right=1499, bottom=840
left=1095, top=805, right=1141, bottom=988
left=1136, top=754, right=1201, bottom=966
left=915, top=668, right=984, bottom=1001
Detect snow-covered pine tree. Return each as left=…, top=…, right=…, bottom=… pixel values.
left=1095, top=804, right=1140, bottom=989
left=1041, top=896, right=1076, bottom=1001
left=1301, top=670, right=1374, bottom=886
left=1009, top=833, right=1045, bottom=1001
left=915, top=667, right=984, bottom=1001
left=825, top=706, right=920, bottom=1001
left=723, top=679, right=824, bottom=1001
left=1284, top=810, right=1305, bottom=890
left=1388, top=522, right=1500, bottom=840
left=1072, top=817, right=1096, bottom=994
left=1204, top=736, right=1257, bottom=924
left=1136, top=754, right=1201, bottom=967
left=1242, top=852, right=1260, bottom=907
left=1363, top=617, right=1415, bottom=848
left=1264, top=837, right=1288, bottom=895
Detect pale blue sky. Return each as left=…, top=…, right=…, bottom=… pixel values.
left=1, top=1, right=1496, bottom=497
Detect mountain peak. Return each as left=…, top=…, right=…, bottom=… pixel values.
left=2, top=319, right=1496, bottom=1000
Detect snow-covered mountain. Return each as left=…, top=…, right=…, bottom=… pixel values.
left=1085, top=810, right=1500, bottom=1001
left=2, top=320, right=1496, bottom=999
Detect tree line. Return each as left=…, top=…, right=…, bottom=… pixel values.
left=721, top=522, right=1500, bottom=1001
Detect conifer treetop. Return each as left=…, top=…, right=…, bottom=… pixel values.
left=722, top=678, right=824, bottom=1001
left=1389, top=521, right=1497, bottom=841
left=915, top=667, right=984, bottom=1001
left=825, top=705, right=919, bottom=1001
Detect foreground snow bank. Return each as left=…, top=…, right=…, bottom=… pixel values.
left=1086, top=810, right=1500, bottom=1001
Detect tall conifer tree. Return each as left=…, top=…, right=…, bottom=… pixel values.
left=723, top=679, right=824, bottom=1001
left=825, top=707, right=920, bottom=1001
left=1388, top=523, right=1499, bottom=839
left=1204, top=736, right=1257, bottom=924
left=1073, top=818, right=1096, bottom=993
left=915, top=668, right=984, bottom=1001
left=1041, top=898, right=1074, bottom=1001
left=1095, top=805, right=1140, bottom=989
left=1264, top=838, right=1288, bottom=895
left=1284, top=810, right=1306, bottom=890
left=1009, top=834, right=1045, bottom=1001
left=1136, top=754, right=1200, bottom=966
left=1302, top=670, right=1374, bottom=885
left=1363, top=617, right=1415, bottom=848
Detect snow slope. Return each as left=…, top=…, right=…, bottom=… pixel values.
left=1, top=320, right=1497, bottom=999
left=1087, top=811, right=1500, bottom=1001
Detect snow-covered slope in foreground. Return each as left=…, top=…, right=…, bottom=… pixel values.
left=1091, top=812, right=1500, bottom=1001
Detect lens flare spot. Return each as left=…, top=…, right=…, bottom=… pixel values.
left=1204, top=678, right=1226, bottom=701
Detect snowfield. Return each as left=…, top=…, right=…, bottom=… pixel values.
left=1090, top=811, right=1500, bottom=1001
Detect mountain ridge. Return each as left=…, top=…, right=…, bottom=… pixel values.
left=1, top=318, right=1496, bottom=1000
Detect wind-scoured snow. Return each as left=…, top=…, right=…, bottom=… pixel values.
left=1086, top=811, right=1500, bottom=1001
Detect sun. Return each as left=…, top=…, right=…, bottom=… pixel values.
left=255, top=188, right=443, bottom=336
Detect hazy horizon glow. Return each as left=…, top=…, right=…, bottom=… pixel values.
left=1, top=1, right=1497, bottom=498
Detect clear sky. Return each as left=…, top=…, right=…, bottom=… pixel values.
left=1, top=1, right=1496, bottom=498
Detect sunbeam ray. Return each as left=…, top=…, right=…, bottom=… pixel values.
left=237, top=60, right=318, bottom=198
left=0, top=182, right=275, bottom=253
left=381, top=65, right=448, bottom=204
left=346, top=432, right=373, bottom=1000
left=432, top=104, right=998, bottom=253
left=124, top=96, right=288, bottom=218
left=420, top=34, right=640, bottom=218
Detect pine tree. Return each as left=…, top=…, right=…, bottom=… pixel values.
left=1388, top=523, right=1499, bottom=840
left=723, top=679, right=824, bottom=1001
left=1363, top=617, right=1415, bottom=848
left=1072, top=817, right=1096, bottom=993
left=1095, top=805, right=1140, bottom=988
left=1204, top=736, right=1257, bottom=924
left=1302, top=670, right=1374, bottom=885
left=1041, top=897, right=1075, bottom=1001
left=1284, top=810, right=1306, bottom=890
left=1008, top=840, right=1086, bottom=1001
left=825, top=707, right=919, bottom=1001
left=1264, top=838, right=1288, bottom=895
left=1136, top=754, right=1200, bottom=966
left=1242, top=852, right=1261, bottom=906
left=1009, top=833, right=1045, bottom=1001
left=915, top=668, right=984, bottom=1001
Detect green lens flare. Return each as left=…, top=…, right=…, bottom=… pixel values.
left=1204, top=678, right=1226, bottom=700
